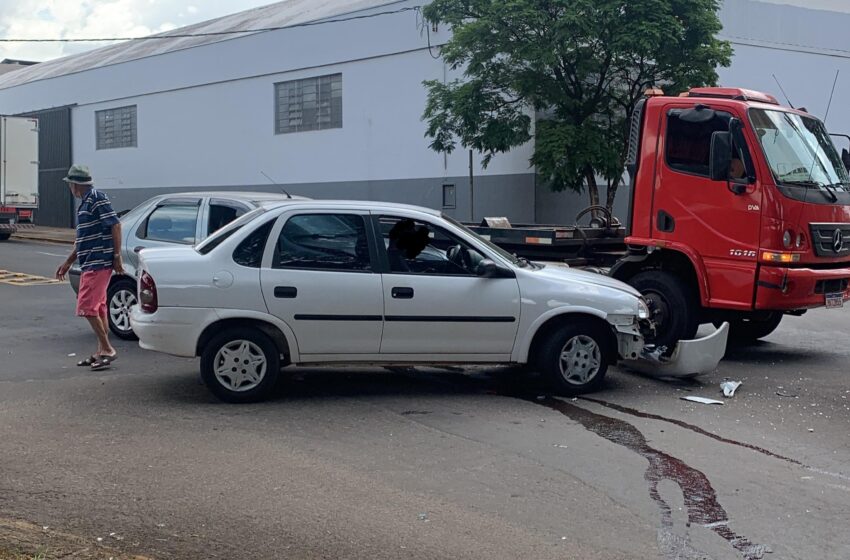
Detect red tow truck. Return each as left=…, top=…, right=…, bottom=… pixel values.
left=0, top=115, right=39, bottom=240
left=470, top=87, right=850, bottom=348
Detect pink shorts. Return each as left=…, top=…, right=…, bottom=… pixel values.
left=76, top=269, right=112, bottom=318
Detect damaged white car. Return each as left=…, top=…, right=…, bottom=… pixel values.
left=130, top=200, right=728, bottom=402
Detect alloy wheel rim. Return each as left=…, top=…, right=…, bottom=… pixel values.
left=559, top=335, right=602, bottom=385
left=213, top=340, right=267, bottom=392
left=109, top=289, right=138, bottom=333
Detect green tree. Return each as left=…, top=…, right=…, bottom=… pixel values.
left=422, top=0, right=732, bottom=215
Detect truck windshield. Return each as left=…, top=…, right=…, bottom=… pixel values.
left=750, top=108, right=850, bottom=197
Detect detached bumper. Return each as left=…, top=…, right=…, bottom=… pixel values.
left=621, top=322, right=729, bottom=378
left=756, top=266, right=850, bottom=310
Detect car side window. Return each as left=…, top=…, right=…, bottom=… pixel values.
left=378, top=216, right=484, bottom=276
left=274, top=214, right=372, bottom=272
left=666, top=110, right=734, bottom=178
left=208, top=203, right=247, bottom=236
left=137, top=204, right=200, bottom=244
left=233, top=221, right=274, bottom=267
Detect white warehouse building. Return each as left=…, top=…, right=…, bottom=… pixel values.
left=1, top=0, right=850, bottom=228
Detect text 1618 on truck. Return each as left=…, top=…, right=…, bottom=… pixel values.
left=470, top=87, right=850, bottom=348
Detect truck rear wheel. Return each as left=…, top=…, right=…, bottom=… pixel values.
left=630, top=271, right=699, bottom=349
left=717, top=312, right=783, bottom=344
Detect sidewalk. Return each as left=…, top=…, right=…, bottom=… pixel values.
left=11, top=225, right=75, bottom=245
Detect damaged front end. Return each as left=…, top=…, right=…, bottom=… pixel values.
left=615, top=320, right=730, bottom=378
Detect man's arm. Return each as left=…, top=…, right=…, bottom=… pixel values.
left=56, top=247, right=77, bottom=281
left=111, top=222, right=124, bottom=274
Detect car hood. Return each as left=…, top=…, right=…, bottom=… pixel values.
left=534, top=262, right=641, bottom=297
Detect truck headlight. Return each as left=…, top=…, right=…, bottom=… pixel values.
left=638, top=298, right=650, bottom=320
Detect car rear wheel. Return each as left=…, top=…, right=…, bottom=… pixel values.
left=200, top=328, right=280, bottom=403
left=107, top=278, right=139, bottom=340
left=537, top=320, right=612, bottom=396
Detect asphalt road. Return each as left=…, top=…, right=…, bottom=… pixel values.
left=1, top=238, right=848, bottom=560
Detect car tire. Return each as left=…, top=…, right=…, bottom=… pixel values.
left=107, top=278, right=139, bottom=340
left=0, top=233, right=11, bottom=241
left=537, top=320, right=612, bottom=396
left=716, top=312, right=783, bottom=345
left=200, top=327, right=280, bottom=403
left=630, top=270, right=699, bottom=348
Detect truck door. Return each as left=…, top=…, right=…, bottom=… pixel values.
left=653, top=106, right=762, bottom=309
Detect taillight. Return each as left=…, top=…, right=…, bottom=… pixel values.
left=139, top=271, right=158, bottom=313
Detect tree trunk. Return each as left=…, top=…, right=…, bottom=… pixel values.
left=585, top=167, right=600, bottom=219
left=606, top=179, right=619, bottom=215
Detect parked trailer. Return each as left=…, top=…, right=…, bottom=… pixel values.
left=0, top=115, right=39, bottom=240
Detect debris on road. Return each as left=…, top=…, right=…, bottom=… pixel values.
left=808, top=428, right=815, bottom=432
left=67, top=353, right=76, bottom=357
left=776, top=390, right=798, bottom=398
left=680, top=396, right=725, bottom=405
left=418, top=512, right=429, bottom=522
left=552, top=444, right=568, bottom=449
left=720, top=380, right=742, bottom=398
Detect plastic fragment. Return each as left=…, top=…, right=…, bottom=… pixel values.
left=720, top=380, right=742, bottom=398
left=681, top=396, right=725, bottom=405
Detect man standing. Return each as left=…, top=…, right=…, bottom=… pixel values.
left=56, top=165, right=124, bottom=370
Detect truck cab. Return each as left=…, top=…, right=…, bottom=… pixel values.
left=614, top=87, right=850, bottom=346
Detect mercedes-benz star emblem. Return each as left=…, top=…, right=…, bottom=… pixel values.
left=833, top=229, right=844, bottom=253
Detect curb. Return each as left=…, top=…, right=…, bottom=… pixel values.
left=11, top=233, right=75, bottom=245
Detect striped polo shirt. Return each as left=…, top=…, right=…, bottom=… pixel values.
left=76, top=188, right=120, bottom=271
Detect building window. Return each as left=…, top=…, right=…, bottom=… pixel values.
left=275, top=74, right=342, bottom=134
left=96, top=105, right=137, bottom=150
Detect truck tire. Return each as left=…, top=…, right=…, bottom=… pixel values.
left=717, top=313, right=783, bottom=344
left=0, top=233, right=11, bottom=241
left=200, top=327, right=280, bottom=403
left=537, top=319, right=612, bottom=396
left=630, top=271, right=699, bottom=349
left=107, top=278, right=139, bottom=340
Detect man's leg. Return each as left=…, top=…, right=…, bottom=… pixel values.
left=84, top=315, right=113, bottom=356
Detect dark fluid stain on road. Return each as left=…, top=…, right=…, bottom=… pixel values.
left=580, top=396, right=803, bottom=466
left=533, top=397, right=766, bottom=560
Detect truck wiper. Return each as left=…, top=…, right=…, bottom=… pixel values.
left=781, top=180, right=838, bottom=202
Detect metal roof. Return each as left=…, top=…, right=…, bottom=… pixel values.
left=0, top=0, right=401, bottom=90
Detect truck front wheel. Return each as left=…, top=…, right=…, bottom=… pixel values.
left=630, top=271, right=699, bottom=349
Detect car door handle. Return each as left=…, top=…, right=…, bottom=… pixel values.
left=133, top=246, right=145, bottom=253
left=392, top=287, right=414, bottom=299
left=274, top=286, right=298, bottom=299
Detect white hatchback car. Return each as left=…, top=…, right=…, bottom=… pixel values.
left=131, top=200, right=724, bottom=402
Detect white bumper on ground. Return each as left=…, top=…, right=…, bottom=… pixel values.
left=621, top=322, right=729, bottom=378
left=130, top=306, right=216, bottom=358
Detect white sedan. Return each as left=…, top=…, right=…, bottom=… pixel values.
left=131, top=200, right=725, bottom=402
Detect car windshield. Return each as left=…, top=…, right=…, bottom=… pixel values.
left=750, top=108, right=850, bottom=191
left=196, top=207, right=266, bottom=255
left=441, top=214, right=522, bottom=266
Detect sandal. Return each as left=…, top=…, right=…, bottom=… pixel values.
left=77, top=355, right=99, bottom=367
left=90, top=353, right=118, bottom=371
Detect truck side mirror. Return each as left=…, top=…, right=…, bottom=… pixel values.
left=709, top=131, right=732, bottom=181
left=842, top=148, right=850, bottom=172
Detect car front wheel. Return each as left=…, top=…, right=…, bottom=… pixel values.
left=107, top=278, right=139, bottom=340
left=200, top=328, right=280, bottom=403
left=537, top=320, right=612, bottom=396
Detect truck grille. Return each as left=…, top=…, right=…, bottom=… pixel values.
left=809, top=223, right=850, bottom=257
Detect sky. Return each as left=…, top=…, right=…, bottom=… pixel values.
left=0, top=1, right=278, bottom=63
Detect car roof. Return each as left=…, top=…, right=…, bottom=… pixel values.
left=257, top=199, right=443, bottom=216
left=150, top=191, right=307, bottom=204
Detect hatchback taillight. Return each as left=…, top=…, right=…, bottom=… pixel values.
left=139, top=271, right=158, bottom=313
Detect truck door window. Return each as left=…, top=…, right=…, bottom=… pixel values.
left=666, top=110, right=733, bottom=177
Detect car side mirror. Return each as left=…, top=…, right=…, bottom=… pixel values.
left=476, top=259, right=513, bottom=278
left=709, top=131, right=732, bottom=181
